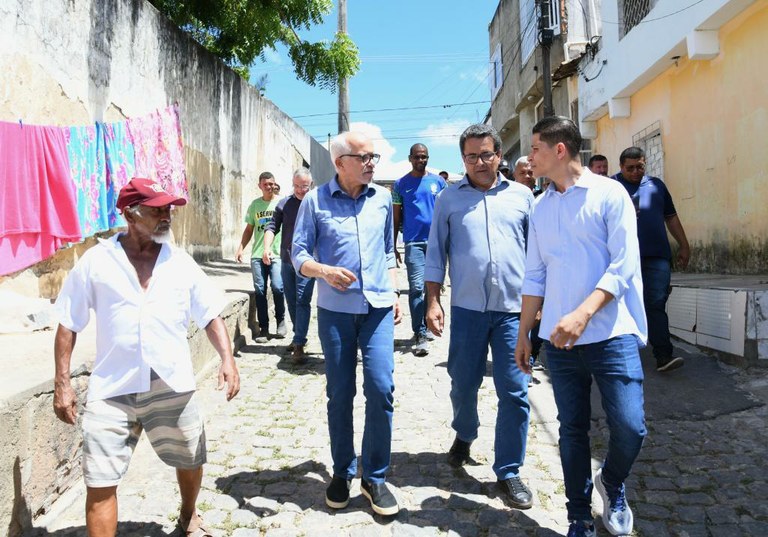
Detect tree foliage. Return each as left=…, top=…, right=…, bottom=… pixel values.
left=148, top=0, right=360, bottom=90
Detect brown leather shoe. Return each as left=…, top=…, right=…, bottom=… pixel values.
left=292, top=344, right=307, bottom=364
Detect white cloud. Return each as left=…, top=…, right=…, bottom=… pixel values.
left=458, top=64, right=489, bottom=83
left=263, top=48, right=282, bottom=65
left=416, top=119, right=470, bottom=148
left=349, top=121, right=411, bottom=182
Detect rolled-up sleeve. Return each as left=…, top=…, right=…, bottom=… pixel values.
left=291, top=193, right=317, bottom=274
left=189, top=259, right=228, bottom=328
left=383, top=197, right=396, bottom=269
left=424, top=191, right=448, bottom=284
left=595, top=186, right=639, bottom=299
left=521, top=215, right=546, bottom=298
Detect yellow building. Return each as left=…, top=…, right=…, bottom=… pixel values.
left=580, top=0, right=768, bottom=274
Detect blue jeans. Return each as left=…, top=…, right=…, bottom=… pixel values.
left=546, top=335, right=647, bottom=522
left=281, top=261, right=315, bottom=345
left=447, top=306, right=530, bottom=480
left=317, top=306, right=395, bottom=484
left=404, top=242, right=428, bottom=336
left=250, top=258, right=285, bottom=330
left=641, top=257, right=674, bottom=359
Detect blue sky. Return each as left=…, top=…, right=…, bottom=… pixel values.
left=249, top=1, right=500, bottom=182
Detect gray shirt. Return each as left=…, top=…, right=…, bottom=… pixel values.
left=425, top=175, right=533, bottom=313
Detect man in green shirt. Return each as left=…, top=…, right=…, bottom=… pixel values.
left=236, top=172, right=285, bottom=342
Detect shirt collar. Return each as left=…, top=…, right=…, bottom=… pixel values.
left=329, top=175, right=375, bottom=199
left=457, top=173, right=509, bottom=191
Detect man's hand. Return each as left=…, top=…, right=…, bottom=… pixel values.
left=393, top=298, right=403, bottom=325
left=394, top=249, right=402, bottom=266
left=321, top=266, right=358, bottom=291
left=54, top=383, right=78, bottom=425
left=514, top=333, right=532, bottom=375
left=261, top=251, right=272, bottom=266
left=550, top=309, right=590, bottom=350
left=676, top=245, right=690, bottom=270
left=217, top=359, right=240, bottom=401
left=426, top=301, right=445, bottom=337
left=235, top=247, right=245, bottom=264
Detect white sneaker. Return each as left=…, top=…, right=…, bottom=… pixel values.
left=594, top=468, right=633, bottom=536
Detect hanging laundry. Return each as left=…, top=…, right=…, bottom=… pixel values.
left=102, top=120, right=136, bottom=228
left=64, top=123, right=109, bottom=237
left=0, top=121, right=82, bottom=276
left=127, top=104, right=189, bottom=200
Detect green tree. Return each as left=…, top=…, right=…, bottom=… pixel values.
left=148, top=0, right=360, bottom=89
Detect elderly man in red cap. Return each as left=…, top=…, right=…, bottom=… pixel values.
left=53, top=178, right=240, bottom=537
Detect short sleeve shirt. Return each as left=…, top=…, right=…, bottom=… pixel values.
left=245, top=197, right=281, bottom=258
left=392, top=173, right=446, bottom=243
left=613, top=174, right=676, bottom=259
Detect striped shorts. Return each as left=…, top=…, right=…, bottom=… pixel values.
left=81, top=371, right=207, bottom=487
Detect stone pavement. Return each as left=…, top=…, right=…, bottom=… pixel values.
left=33, top=273, right=768, bottom=537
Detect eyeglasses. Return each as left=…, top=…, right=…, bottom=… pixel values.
left=340, top=153, right=380, bottom=165
left=293, top=184, right=311, bottom=191
left=624, top=164, right=646, bottom=172
left=463, top=151, right=497, bottom=165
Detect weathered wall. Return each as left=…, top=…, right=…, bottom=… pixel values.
left=0, top=0, right=333, bottom=296
left=592, top=2, right=768, bottom=273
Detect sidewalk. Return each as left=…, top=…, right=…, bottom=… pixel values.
left=33, top=270, right=768, bottom=536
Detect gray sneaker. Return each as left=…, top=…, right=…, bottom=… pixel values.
left=275, top=320, right=288, bottom=339
left=255, top=328, right=269, bottom=343
left=413, top=334, right=429, bottom=357
left=656, top=356, right=684, bottom=372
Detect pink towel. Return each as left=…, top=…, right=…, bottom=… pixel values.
left=0, top=121, right=82, bottom=276
left=127, top=104, right=189, bottom=200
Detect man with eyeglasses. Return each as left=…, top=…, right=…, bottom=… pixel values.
left=392, top=143, right=447, bottom=356
left=236, top=171, right=287, bottom=343
left=613, top=146, right=690, bottom=373
left=263, top=168, right=315, bottom=363
left=292, top=131, right=402, bottom=516
left=53, top=178, right=240, bottom=537
left=425, top=124, right=535, bottom=510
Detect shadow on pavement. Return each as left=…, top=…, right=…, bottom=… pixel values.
left=216, top=454, right=561, bottom=536
left=28, top=521, right=172, bottom=536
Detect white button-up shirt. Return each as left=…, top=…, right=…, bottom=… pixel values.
left=522, top=170, right=647, bottom=345
left=55, top=234, right=227, bottom=401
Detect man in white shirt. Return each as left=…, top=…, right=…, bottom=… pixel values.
left=515, top=117, right=647, bottom=537
left=53, top=178, right=240, bottom=537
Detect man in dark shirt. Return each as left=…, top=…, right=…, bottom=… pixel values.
left=613, top=147, right=691, bottom=372
left=264, top=168, right=315, bottom=363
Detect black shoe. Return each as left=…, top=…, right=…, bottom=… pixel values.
left=325, top=476, right=351, bottom=509
left=255, top=328, right=269, bottom=343
left=361, top=479, right=399, bottom=516
left=656, top=355, right=684, bottom=372
left=497, top=476, right=533, bottom=509
left=447, top=437, right=471, bottom=467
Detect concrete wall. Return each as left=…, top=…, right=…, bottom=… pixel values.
left=587, top=1, right=768, bottom=273
left=0, top=0, right=331, bottom=296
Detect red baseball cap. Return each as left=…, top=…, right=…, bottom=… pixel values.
left=116, top=178, right=187, bottom=211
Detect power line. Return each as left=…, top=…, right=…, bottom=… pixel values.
left=573, top=0, right=706, bottom=26
left=292, top=100, right=491, bottom=119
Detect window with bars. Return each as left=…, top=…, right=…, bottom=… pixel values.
left=618, top=0, right=658, bottom=39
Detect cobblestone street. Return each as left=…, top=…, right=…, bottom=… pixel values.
left=36, top=275, right=768, bottom=537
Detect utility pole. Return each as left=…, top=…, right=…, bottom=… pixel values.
left=539, top=0, right=555, bottom=117
left=337, top=0, right=350, bottom=133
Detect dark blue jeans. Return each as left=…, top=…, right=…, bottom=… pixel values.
left=447, top=306, right=530, bottom=480
left=281, top=261, right=315, bottom=345
left=404, top=241, right=427, bottom=337
left=546, top=334, right=647, bottom=522
left=317, top=306, right=395, bottom=484
left=641, top=257, right=674, bottom=359
left=250, top=258, right=285, bottom=330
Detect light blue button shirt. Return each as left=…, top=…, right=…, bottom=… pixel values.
left=292, top=176, right=396, bottom=314
left=425, top=174, right=533, bottom=313
left=522, top=170, right=648, bottom=345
